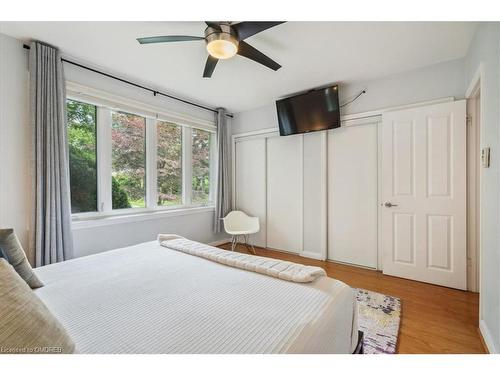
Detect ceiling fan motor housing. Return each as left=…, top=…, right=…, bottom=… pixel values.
left=205, top=23, right=239, bottom=59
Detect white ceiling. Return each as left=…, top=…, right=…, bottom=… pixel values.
left=0, top=21, right=477, bottom=113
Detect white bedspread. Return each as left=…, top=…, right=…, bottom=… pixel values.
left=34, top=240, right=357, bottom=354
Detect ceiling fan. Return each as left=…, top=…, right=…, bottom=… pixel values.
left=137, top=21, right=285, bottom=78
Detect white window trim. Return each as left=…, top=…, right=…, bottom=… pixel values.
left=145, top=117, right=157, bottom=209
left=182, top=126, right=193, bottom=206
left=66, top=81, right=216, bottom=131
left=72, top=206, right=215, bottom=230
left=67, top=85, right=216, bottom=222
left=97, top=107, right=112, bottom=212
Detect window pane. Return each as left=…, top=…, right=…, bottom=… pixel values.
left=192, top=128, right=211, bottom=204
left=111, top=112, right=146, bottom=209
left=67, top=99, right=97, bottom=213
left=157, top=121, right=182, bottom=207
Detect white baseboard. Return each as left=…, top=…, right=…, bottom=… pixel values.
left=479, top=319, right=497, bottom=353
left=209, top=238, right=231, bottom=247
left=300, top=251, right=326, bottom=261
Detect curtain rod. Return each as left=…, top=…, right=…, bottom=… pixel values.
left=23, top=44, right=233, bottom=119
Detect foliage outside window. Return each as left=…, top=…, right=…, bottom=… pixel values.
left=67, top=100, right=98, bottom=213
left=192, top=128, right=211, bottom=204
left=111, top=112, right=146, bottom=209
left=66, top=98, right=214, bottom=216
left=157, top=121, right=182, bottom=207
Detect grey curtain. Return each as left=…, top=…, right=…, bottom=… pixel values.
left=29, top=41, right=74, bottom=266
left=213, top=108, right=232, bottom=233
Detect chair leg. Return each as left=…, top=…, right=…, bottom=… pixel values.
left=243, top=234, right=248, bottom=253
left=244, top=234, right=256, bottom=255
left=231, top=235, right=237, bottom=251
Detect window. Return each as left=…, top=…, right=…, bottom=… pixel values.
left=191, top=128, right=211, bottom=205
left=66, top=95, right=215, bottom=218
left=67, top=99, right=97, bottom=213
left=111, top=112, right=146, bottom=209
left=157, top=121, right=182, bottom=207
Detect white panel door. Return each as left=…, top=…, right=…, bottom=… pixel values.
left=328, top=120, right=378, bottom=268
left=234, top=138, right=267, bottom=247
left=267, top=135, right=302, bottom=253
left=302, top=132, right=327, bottom=260
left=381, top=100, right=466, bottom=289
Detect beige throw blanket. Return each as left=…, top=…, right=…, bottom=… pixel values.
left=158, top=235, right=326, bottom=283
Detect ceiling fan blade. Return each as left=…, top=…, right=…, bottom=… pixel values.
left=137, top=35, right=204, bottom=44
left=203, top=55, right=219, bottom=78
left=237, top=41, right=281, bottom=71
left=232, top=21, right=285, bottom=40
left=205, top=21, right=221, bottom=31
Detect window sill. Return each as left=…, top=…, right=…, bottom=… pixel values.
left=71, top=205, right=215, bottom=230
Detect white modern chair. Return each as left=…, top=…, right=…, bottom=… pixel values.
left=222, top=211, right=260, bottom=254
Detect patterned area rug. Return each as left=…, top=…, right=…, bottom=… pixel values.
left=355, top=288, right=401, bottom=354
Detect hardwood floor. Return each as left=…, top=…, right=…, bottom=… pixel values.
left=219, top=243, right=486, bottom=354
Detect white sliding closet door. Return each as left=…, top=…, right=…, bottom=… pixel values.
left=302, top=132, right=327, bottom=260
left=234, top=138, right=267, bottom=247
left=328, top=120, right=378, bottom=268
left=267, top=135, right=302, bottom=253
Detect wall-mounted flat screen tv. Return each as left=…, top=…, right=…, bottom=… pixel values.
left=276, top=85, right=340, bottom=136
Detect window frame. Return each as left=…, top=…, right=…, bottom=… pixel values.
left=67, top=83, right=216, bottom=222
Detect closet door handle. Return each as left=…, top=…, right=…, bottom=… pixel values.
left=384, top=202, right=398, bottom=208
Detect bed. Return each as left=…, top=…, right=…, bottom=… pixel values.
left=33, top=238, right=359, bottom=354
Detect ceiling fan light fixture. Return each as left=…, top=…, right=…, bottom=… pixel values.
left=137, top=21, right=285, bottom=78
left=206, top=33, right=238, bottom=59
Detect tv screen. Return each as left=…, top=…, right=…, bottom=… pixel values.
left=276, top=85, right=340, bottom=136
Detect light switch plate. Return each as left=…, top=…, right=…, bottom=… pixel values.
left=481, top=147, right=490, bottom=168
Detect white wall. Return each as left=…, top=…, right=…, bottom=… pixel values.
left=232, top=58, right=465, bottom=135
left=0, top=34, right=32, bottom=261
left=464, top=22, right=500, bottom=354
left=72, top=209, right=221, bottom=258
left=0, top=32, right=227, bottom=261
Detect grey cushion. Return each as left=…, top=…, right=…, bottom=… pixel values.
left=0, top=240, right=4, bottom=259
left=0, top=259, right=75, bottom=354
left=0, top=228, right=43, bottom=289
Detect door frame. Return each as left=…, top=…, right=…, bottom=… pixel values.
left=466, top=79, right=481, bottom=294
left=465, top=64, right=483, bottom=300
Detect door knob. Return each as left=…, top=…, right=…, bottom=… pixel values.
left=384, top=202, right=398, bottom=208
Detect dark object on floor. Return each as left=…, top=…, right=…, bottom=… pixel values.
left=353, top=331, right=364, bottom=354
